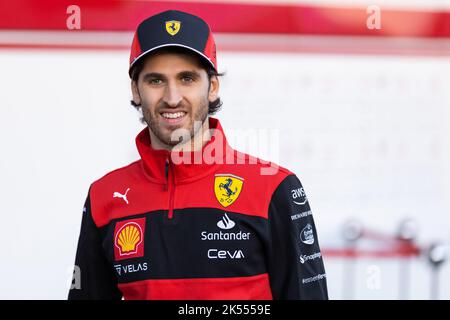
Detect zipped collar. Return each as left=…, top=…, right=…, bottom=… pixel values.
left=136, top=117, right=232, bottom=184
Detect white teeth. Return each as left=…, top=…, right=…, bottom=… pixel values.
left=161, top=112, right=186, bottom=119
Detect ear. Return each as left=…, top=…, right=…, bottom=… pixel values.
left=131, top=80, right=142, bottom=105
left=208, top=75, right=220, bottom=102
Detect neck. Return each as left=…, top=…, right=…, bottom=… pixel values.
left=149, top=117, right=211, bottom=152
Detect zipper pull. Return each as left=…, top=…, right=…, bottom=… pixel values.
left=164, top=158, right=169, bottom=191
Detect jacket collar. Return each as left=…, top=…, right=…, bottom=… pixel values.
left=136, top=117, right=232, bottom=184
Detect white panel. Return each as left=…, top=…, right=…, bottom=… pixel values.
left=0, top=47, right=449, bottom=299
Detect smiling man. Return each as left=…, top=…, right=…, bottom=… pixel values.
left=131, top=46, right=218, bottom=151
left=68, top=10, right=328, bottom=300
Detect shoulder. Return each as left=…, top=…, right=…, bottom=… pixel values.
left=230, top=148, right=296, bottom=187
left=221, top=148, right=302, bottom=216
left=91, top=160, right=142, bottom=188
left=88, top=160, right=143, bottom=227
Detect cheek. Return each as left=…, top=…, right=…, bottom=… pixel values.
left=140, top=90, right=161, bottom=111
left=191, top=84, right=211, bottom=105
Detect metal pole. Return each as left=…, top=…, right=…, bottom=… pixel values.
left=342, top=244, right=356, bottom=299
left=427, top=242, right=448, bottom=300
left=342, top=220, right=363, bottom=300
left=398, top=257, right=410, bottom=300
left=430, top=266, right=440, bottom=300
left=396, top=219, right=418, bottom=300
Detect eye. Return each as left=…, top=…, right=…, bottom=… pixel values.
left=181, top=76, right=194, bottom=83
left=148, top=78, right=163, bottom=85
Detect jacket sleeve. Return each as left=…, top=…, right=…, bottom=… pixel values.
left=267, top=174, right=328, bottom=300
left=68, top=191, right=122, bottom=300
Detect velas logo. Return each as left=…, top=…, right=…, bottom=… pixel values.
left=214, top=174, right=244, bottom=208
left=114, top=218, right=146, bottom=261
left=165, top=20, right=181, bottom=36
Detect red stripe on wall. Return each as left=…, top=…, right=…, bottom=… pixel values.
left=1, top=32, right=449, bottom=56
left=0, top=0, right=449, bottom=38
left=323, top=246, right=421, bottom=259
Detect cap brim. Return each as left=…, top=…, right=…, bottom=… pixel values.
left=129, top=43, right=216, bottom=77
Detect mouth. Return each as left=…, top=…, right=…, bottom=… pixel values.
left=160, top=111, right=187, bottom=125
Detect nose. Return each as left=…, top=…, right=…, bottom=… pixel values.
left=162, top=81, right=182, bottom=107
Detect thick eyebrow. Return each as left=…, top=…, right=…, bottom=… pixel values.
left=178, top=70, right=201, bottom=80
left=142, top=70, right=201, bottom=82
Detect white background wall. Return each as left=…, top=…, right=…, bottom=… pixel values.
left=0, top=42, right=449, bottom=299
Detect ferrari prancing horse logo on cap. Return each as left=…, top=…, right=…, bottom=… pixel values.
left=165, top=20, right=181, bottom=36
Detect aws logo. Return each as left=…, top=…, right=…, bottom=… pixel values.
left=114, top=218, right=146, bottom=261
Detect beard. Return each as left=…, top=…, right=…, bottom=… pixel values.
left=141, top=99, right=209, bottom=148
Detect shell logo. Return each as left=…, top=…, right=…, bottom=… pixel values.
left=116, top=223, right=142, bottom=255
left=114, top=218, right=146, bottom=261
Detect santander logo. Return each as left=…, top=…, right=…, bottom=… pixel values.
left=217, top=213, right=235, bottom=230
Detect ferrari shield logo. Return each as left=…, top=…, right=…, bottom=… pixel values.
left=214, top=174, right=244, bottom=207
left=165, top=20, right=181, bottom=36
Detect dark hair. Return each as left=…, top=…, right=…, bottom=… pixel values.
left=130, top=47, right=224, bottom=116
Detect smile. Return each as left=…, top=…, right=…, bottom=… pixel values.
left=161, top=111, right=186, bottom=119
left=160, top=111, right=187, bottom=125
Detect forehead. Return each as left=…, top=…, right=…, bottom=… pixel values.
left=141, top=50, right=204, bottom=73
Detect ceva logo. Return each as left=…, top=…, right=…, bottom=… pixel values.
left=208, top=249, right=245, bottom=259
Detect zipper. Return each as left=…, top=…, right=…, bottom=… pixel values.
left=164, top=157, right=175, bottom=219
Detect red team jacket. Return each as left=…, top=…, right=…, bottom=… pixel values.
left=68, top=117, right=328, bottom=300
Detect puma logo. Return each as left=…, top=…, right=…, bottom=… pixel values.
left=113, top=188, right=130, bottom=204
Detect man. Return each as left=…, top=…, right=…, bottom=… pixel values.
left=68, top=10, right=328, bottom=300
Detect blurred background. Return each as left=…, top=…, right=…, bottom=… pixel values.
left=0, top=0, right=449, bottom=299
